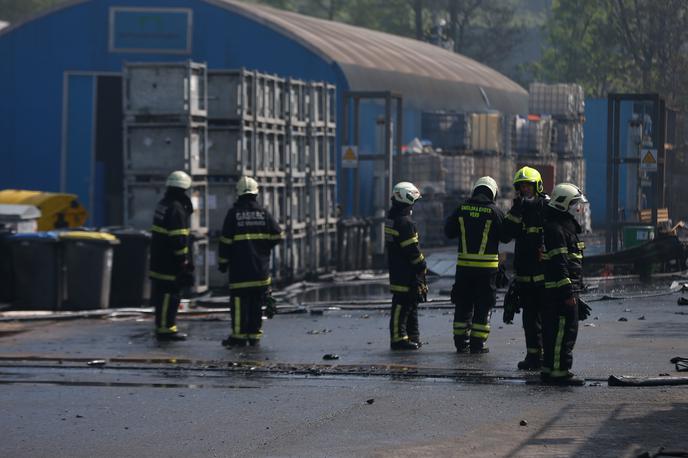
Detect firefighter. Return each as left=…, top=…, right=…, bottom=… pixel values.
left=502, top=166, right=549, bottom=370
left=218, top=177, right=284, bottom=347
left=149, top=170, right=195, bottom=341
left=445, top=176, right=508, bottom=353
left=385, top=181, right=428, bottom=350
left=541, top=183, right=587, bottom=386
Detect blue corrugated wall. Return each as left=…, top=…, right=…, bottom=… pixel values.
left=0, top=0, right=360, bottom=222
left=583, top=99, right=608, bottom=228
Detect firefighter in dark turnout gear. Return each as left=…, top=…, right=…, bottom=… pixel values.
left=502, top=166, right=549, bottom=370
left=149, top=171, right=195, bottom=341
left=219, top=177, right=284, bottom=347
left=445, top=176, right=508, bottom=353
left=385, top=181, right=427, bottom=350
left=541, top=183, right=587, bottom=386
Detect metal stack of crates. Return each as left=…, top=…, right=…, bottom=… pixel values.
left=528, top=83, right=586, bottom=191
left=306, top=82, right=337, bottom=275
left=204, top=69, right=337, bottom=287
left=122, top=61, right=209, bottom=294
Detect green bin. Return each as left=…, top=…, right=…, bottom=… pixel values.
left=622, top=225, right=655, bottom=249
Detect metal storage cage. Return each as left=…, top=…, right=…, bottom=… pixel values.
left=421, top=111, right=471, bottom=152
left=254, top=126, right=287, bottom=178
left=255, top=73, right=286, bottom=125
left=286, top=78, right=308, bottom=127
left=207, top=125, right=254, bottom=176
left=124, top=121, right=208, bottom=176
left=124, top=177, right=208, bottom=235
left=207, top=176, right=237, bottom=237
left=191, top=235, right=209, bottom=294
left=287, top=177, right=308, bottom=231
left=207, top=69, right=256, bottom=122
left=287, top=126, right=308, bottom=179
left=124, top=61, right=208, bottom=119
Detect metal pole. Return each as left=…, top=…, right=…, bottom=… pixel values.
left=606, top=95, right=614, bottom=252
left=384, top=93, right=393, bottom=210
left=342, top=93, right=349, bottom=216
left=395, top=96, right=403, bottom=181
left=612, top=97, right=621, bottom=251
left=353, top=96, right=360, bottom=216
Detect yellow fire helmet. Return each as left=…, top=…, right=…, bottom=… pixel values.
left=513, top=166, right=544, bottom=195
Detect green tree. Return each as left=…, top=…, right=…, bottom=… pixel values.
left=0, top=0, right=69, bottom=23
left=535, top=0, right=688, bottom=105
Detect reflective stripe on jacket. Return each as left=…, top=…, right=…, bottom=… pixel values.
left=385, top=204, right=427, bottom=294
left=219, top=195, right=283, bottom=291
left=149, top=189, right=193, bottom=283
left=543, top=206, right=584, bottom=300
left=445, top=194, right=507, bottom=271
left=503, top=195, right=548, bottom=282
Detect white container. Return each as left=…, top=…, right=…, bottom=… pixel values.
left=0, top=204, right=40, bottom=233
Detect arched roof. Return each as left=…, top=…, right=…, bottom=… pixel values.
left=1, top=0, right=528, bottom=113
left=209, top=0, right=527, bottom=113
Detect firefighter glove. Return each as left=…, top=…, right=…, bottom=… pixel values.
left=502, top=280, right=520, bottom=324
left=417, top=282, right=428, bottom=303
left=578, top=297, right=592, bottom=321
left=496, top=263, right=509, bottom=289
left=263, top=289, right=277, bottom=319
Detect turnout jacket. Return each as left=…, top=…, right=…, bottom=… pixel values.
left=503, top=195, right=549, bottom=284
left=445, top=194, right=508, bottom=272
left=543, top=207, right=585, bottom=300
left=149, top=188, right=193, bottom=283
left=385, top=203, right=427, bottom=294
left=219, top=196, right=284, bottom=291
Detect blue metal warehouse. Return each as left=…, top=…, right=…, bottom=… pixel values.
left=0, top=0, right=527, bottom=224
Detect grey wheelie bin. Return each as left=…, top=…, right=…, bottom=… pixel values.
left=100, top=227, right=151, bottom=308
left=59, top=231, right=119, bottom=310
left=10, top=231, right=63, bottom=310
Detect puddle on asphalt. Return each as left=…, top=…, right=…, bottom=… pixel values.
left=295, top=283, right=389, bottom=303
left=0, top=379, right=261, bottom=389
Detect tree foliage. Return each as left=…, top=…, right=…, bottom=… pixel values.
left=0, top=0, right=67, bottom=23
left=536, top=0, right=688, bottom=105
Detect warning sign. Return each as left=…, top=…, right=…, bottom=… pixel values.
left=341, top=145, right=358, bottom=168
left=640, top=148, right=657, bottom=172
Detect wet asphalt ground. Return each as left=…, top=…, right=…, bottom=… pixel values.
left=1, top=276, right=688, bottom=457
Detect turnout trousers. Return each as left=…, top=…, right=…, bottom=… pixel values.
left=230, top=289, right=265, bottom=343
left=151, top=279, right=181, bottom=334
left=452, top=270, right=497, bottom=351
left=541, top=293, right=579, bottom=378
left=518, top=282, right=545, bottom=357
left=389, top=292, right=419, bottom=343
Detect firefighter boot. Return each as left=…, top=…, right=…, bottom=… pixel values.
left=469, top=336, right=489, bottom=354
left=222, top=336, right=248, bottom=348
left=542, top=371, right=585, bottom=386
left=454, top=336, right=470, bottom=353
left=156, top=332, right=188, bottom=341
left=391, top=339, right=420, bottom=350
left=517, top=351, right=542, bottom=370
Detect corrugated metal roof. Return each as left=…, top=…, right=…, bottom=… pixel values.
left=209, top=0, right=527, bottom=112
left=0, top=0, right=527, bottom=112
